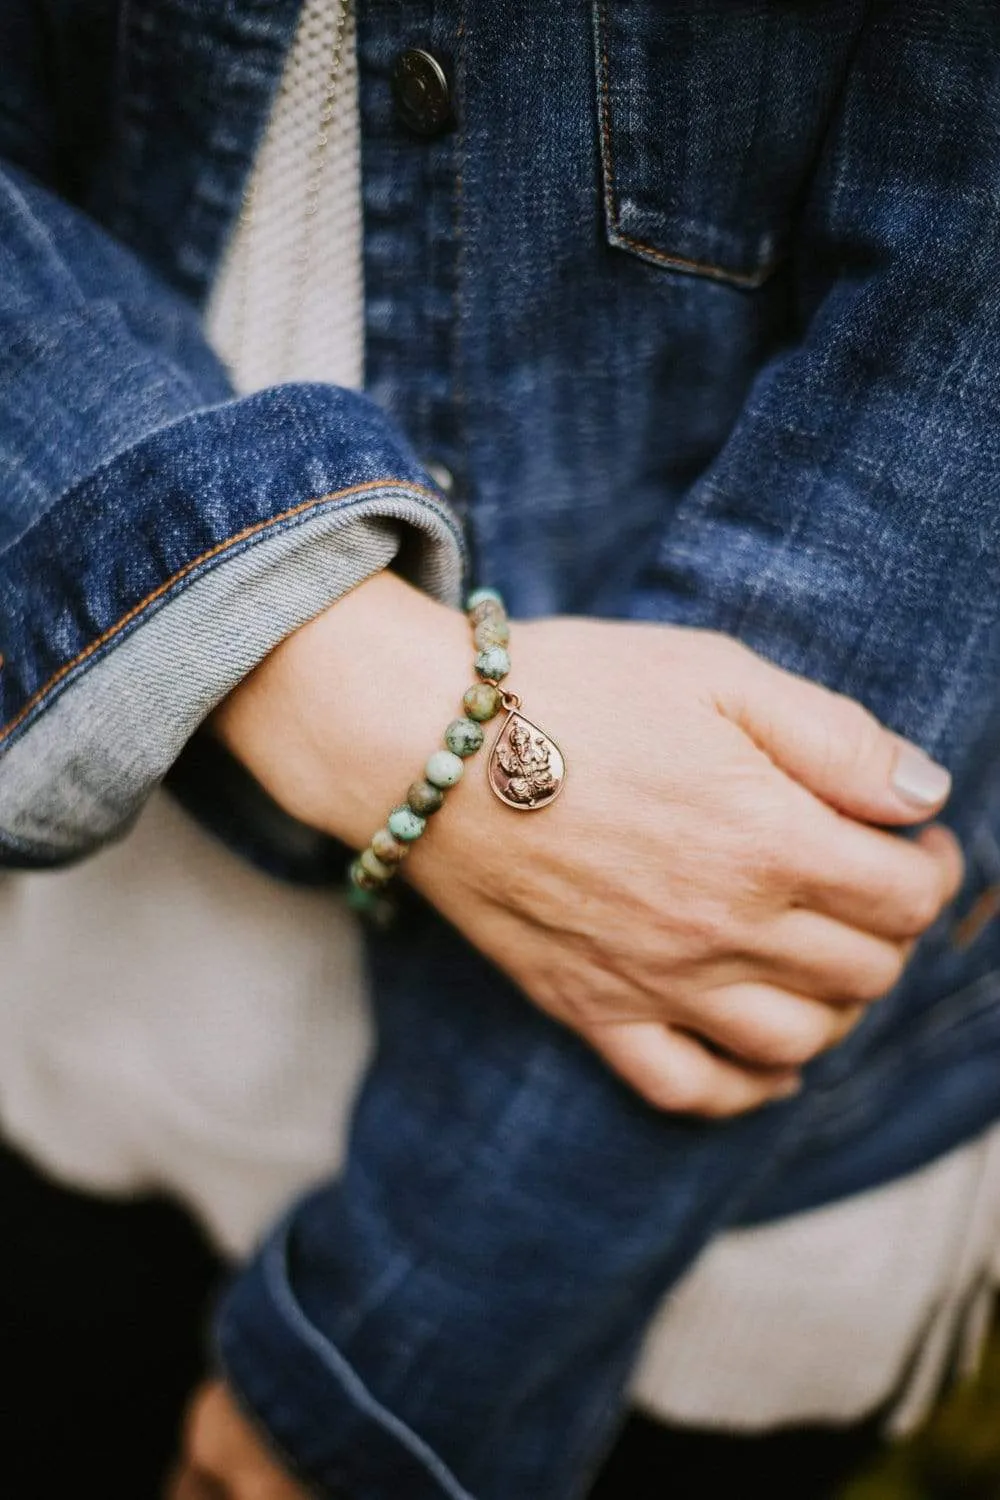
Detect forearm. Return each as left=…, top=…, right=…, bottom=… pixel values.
left=211, top=569, right=480, bottom=855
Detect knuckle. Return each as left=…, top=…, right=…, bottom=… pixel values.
left=750, top=1018, right=829, bottom=1070
left=816, top=696, right=886, bottom=782
left=830, top=695, right=882, bottom=755
left=750, top=1037, right=801, bottom=1069
left=698, top=1095, right=745, bottom=1120
left=704, top=1077, right=774, bottom=1119
left=903, top=877, right=945, bottom=935
left=842, top=946, right=905, bottom=1004
left=744, top=822, right=793, bottom=889
left=736, top=803, right=805, bottom=895
left=646, top=1068, right=708, bottom=1116
left=688, top=903, right=731, bottom=950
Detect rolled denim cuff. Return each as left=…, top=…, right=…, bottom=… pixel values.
left=0, top=382, right=465, bottom=864
left=216, top=1212, right=475, bottom=1500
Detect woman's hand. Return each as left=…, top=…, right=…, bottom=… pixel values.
left=213, top=572, right=962, bottom=1116
left=409, top=613, right=962, bottom=1112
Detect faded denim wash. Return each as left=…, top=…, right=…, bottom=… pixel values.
left=2, top=3, right=1000, bottom=1498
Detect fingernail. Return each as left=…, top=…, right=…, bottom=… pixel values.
left=774, top=1077, right=802, bottom=1099
left=892, top=744, right=952, bottom=809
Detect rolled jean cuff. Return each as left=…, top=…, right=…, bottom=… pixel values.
left=216, top=1215, right=477, bottom=1500
left=0, top=382, right=466, bottom=863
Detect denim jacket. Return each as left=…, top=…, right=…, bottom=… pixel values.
left=3, top=3, right=1000, bottom=1497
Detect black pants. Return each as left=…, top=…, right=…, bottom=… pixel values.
left=0, top=1140, right=880, bottom=1500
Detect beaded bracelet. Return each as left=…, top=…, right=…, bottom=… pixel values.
left=346, top=586, right=566, bottom=923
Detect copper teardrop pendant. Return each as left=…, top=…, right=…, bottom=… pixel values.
left=488, top=710, right=566, bottom=810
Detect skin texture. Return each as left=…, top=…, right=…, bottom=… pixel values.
left=213, top=568, right=963, bottom=1116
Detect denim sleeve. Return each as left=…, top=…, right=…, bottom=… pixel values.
left=0, top=163, right=465, bottom=866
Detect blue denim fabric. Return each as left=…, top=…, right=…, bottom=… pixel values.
left=5, top=2, right=1000, bottom=1497
left=0, top=49, right=465, bottom=860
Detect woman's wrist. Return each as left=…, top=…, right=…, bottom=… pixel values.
left=210, top=568, right=495, bottom=854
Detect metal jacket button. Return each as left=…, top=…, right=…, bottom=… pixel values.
left=392, top=49, right=452, bottom=136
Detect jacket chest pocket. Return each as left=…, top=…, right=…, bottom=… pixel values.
left=593, top=1, right=864, bottom=288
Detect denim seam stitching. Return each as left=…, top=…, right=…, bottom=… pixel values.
left=234, top=1046, right=581, bottom=1499
left=257, top=1226, right=477, bottom=1500
left=591, top=0, right=779, bottom=290
left=0, top=478, right=456, bottom=748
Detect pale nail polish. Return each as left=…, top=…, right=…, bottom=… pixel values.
left=892, top=744, right=952, bottom=808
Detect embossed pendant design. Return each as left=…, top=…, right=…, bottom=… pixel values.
left=488, top=700, right=566, bottom=810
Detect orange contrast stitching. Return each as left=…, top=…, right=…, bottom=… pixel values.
left=597, top=0, right=618, bottom=226
left=596, top=1, right=779, bottom=291
left=614, top=231, right=781, bottom=289
left=0, top=477, right=441, bottom=748
left=953, top=884, right=1000, bottom=950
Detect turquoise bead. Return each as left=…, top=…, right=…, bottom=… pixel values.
left=463, top=682, right=501, bottom=722
left=346, top=881, right=380, bottom=911
left=445, top=717, right=484, bottom=757
left=425, top=749, right=465, bottom=788
left=352, top=876, right=383, bottom=912
left=469, top=597, right=506, bottom=626
left=474, top=616, right=510, bottom=650
left=372, top=827, right=408, bottom=864
left=388, top=805, right=427, bottom=842
left=349, top=857, right=382, bottom=892
left=466, top=586, right=505, bottom=612
left=475, top=644, right=511, bottom=682
left=346, top=881, right=395, bottom=927
left=360, top=847, right=394, bottom=884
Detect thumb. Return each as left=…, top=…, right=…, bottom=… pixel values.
left=720, top=650, right=952, bottom=825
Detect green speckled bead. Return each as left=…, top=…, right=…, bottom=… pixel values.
left=407, top=778, right=445, bottom=816
left=475, top=644, right=511, bottom=682
left=349, top=857, right=382, bottom=892
left=360, top=846, right=394, bottom=884
left=445, top=717, right=484, bottom=757
left=371, top=827, right=408, bottom=864
left=387, top=805, right=427, bottom=842
left=466, top=586, right=505, bottom=612
left=473, top=616, right=510, bottom=650
left=346, top=881, right=380, bottom=912
left=346, top=882, right=396, bottom=927
left=425, top=749, right=465, bottom=788
left=469, top=597, right=506, bottom=627
left=463, top=682, right=501, bottom=722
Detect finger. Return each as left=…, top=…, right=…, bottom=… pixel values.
left=916, top=823, right=966, bottom=902
left=679, top=983, right=865, bottom=1071
left=585, top=1019, right=802, bottom=1117
left=750, top=909, right=907, bottom=1005
left=795, top=811, right=964, bottom=939
left=720, top=649, right=952, bottom=825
